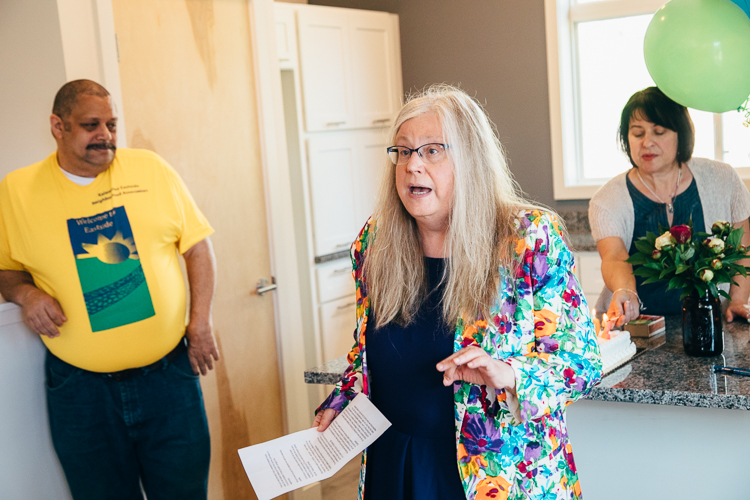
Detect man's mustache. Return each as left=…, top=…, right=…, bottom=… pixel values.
left=87, top=142, right=116, bottom=151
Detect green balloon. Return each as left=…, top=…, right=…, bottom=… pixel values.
left=644, top=0, right=750, bottom=113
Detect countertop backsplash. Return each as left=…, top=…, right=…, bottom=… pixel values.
left=558, top=210, right=596, bottom=252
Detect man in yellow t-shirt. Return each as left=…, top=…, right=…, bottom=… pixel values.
left=0, top=80, right=218, bottom=499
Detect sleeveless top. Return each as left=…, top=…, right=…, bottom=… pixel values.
left=626, top=174, right=705, bottom=315
left=364, top=257, right=465, bottom=500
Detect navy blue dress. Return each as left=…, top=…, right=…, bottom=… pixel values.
left=364, top=257, right=465, bottom=500
left=627, top=174, right=705, bottom=315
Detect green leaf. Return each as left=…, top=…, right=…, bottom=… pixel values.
left=635, top=239, right=655, bottom=254
left=659, top=268, right=674, bottom=279
left=682, top=247, right=695, bottom=260
left=642, top=276, right=664, bottom=285
left=669, top=276, right=688, bottom=288
left=719, top=289, right=732, bottom=300
left=675, top=264, right=690, bottom=274
left=727, top=228, right=742, bottom=249
left=669, top=275, right=687, bottom=289
left=633, top=267, right=657, bottom=278
left=626, top=254, right=648, bottom=265
left=645, top=231, right=658, bottom=244
left=722, top=254, right=745, bottom=264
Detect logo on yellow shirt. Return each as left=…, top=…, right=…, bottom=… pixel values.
left=67, top=206, right=155, bottom=332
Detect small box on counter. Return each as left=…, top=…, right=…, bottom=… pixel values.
left=631, top=331, right=666, bottom=350
left=625, top=315, right=665, bottom=338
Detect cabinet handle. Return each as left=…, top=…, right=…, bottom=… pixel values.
left=372, top=118, right=390, bottom=124
left=325, top=121, right=346, bottom=126
left=337, top=301, right=356, bottom=310
left=332, top=267, right=350, bottom=275
left=335, top=243, right=350, bottom=249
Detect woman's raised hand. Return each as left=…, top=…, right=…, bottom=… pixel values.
left=607, top=288, right=640, bottom=327
left=726, top=300, right=750, bottom=323
left=436, top=346, right=516, bottom=391
left=312, top=408, right=339, bottom=431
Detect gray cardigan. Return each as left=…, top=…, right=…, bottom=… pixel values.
left=588, top=157, right=750, bottom=312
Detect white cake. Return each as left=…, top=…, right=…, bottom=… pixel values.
left=598, top=329, right=637, bottom=374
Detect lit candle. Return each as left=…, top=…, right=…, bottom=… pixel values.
left=591, top=309, right=601, bottom=336
left=600, top=313, right=611, bottom=339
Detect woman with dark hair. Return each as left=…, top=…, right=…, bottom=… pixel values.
left=589, top=86, right=750, bottom=323
left=313, top=85, right=601, bottom=500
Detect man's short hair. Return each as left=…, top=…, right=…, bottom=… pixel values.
left=52, top=80, right=110, bottom=119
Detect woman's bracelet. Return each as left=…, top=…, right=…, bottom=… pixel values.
left=612, top=287, right=643, bottom=310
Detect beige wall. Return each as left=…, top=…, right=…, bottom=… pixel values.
left=111, top=1, right=284, bottom=498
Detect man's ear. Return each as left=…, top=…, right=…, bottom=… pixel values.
left=50, top=114, right=64, bottom=140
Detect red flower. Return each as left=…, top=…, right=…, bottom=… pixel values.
left=670, top=224, right=691, bottom=244
left=562, top=289, right=580, bottom=308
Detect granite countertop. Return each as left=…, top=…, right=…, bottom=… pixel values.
left=305, top=316, right=750, bottom=411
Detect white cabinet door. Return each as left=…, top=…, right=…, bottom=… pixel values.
left=575, top=251, right=605, bottom=307
left=297, top=8, right=355, bottom=131
left=307, top=134, right=361, bottom=256
left=319, top=296, right=358, bottom=362
left=349, top=11, right=398, bottom=128
left=273, top=3, right=297, bottom=63
left=355, top=129, right=389, bottom=224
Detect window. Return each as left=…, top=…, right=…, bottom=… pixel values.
left=545, top=0, right=750, bottom=200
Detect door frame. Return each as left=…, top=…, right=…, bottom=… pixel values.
left=247, top=0, right=312, bottom=438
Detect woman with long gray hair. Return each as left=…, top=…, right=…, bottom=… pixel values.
left=314, top=85, right=602, bottom=500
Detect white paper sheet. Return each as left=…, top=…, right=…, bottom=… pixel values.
left=238, top=393, right=390, bottom=500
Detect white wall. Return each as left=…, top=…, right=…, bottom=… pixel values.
left=0, top=0, right=67, bottom=179
left=0, top=0, right=126, bottom=187
left=0, top=304, right=71, bottom=499
left=0, top=1, right=124, bottom=496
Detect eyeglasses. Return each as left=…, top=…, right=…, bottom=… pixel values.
left=386, top=143, right=449, bottom=165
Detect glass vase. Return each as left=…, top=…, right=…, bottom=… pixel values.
left=681, top=291, right=724, bottom=357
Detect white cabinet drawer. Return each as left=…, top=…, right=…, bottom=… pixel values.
left=319, top=296, right=357, bottom=362
left=316, top=259, right=355, bottom=303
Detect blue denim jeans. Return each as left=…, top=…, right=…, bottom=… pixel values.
left=45, top=348, right=210, bottom=500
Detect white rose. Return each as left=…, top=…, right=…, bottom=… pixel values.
left=655, top=231, right=676, bottom=250
left=707, top=238, right=725, bottom=254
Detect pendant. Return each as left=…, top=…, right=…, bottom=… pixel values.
left=667, top=203, right=674, bottom=214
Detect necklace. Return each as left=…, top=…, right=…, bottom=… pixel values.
left=636, top=166, right=682, bottom=215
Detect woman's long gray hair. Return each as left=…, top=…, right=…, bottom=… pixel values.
left=365, top=84, right=543, bottom=328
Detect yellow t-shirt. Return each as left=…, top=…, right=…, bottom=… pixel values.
left=0, top=149, right=214, bottom=372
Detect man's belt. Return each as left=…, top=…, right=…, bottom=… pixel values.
left=102, top=337, right=188, bottom=381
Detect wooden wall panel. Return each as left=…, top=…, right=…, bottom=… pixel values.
left=111, top=1, right=284, bottom=498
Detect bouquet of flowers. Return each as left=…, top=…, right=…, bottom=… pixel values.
left=626, top=220, right=750, bottom=300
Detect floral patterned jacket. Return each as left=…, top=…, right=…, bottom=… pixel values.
left=318, top=210, right=602, bottom=500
